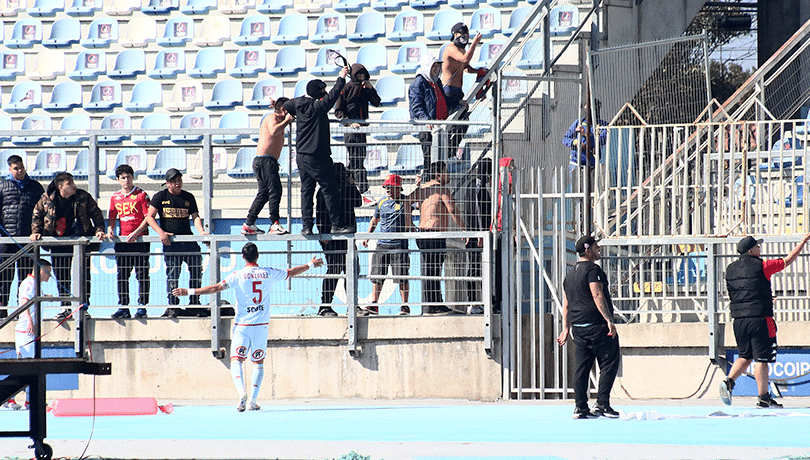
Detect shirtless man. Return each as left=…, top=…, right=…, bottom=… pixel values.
left=406, top=161, right=466, bottom=315
left=242, top=98, right=294, bottom=235
left=441, top=22, right=482, bottom=113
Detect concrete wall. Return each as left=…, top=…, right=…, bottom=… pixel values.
left=602, top=0, right=707, bottom=48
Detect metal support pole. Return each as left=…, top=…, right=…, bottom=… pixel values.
left=500, top=164, right=513, bottom=399
left=707, top=243, right=722, bottom=364
left=88, top=137, right=99, bottom=200
left=482, top=231, right=493, bottom=353
left=33, top=245, right=41, bottom=360
left=202, top=134, right=213, bottom=234
left=347, top=237, right=359, bottom=355
left=210, top=242, right=224, bottom=359
left=73, top=243, right=85, bottom=358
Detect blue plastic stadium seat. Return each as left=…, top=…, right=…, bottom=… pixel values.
left=245, top=78, right=284, bottom=109
left=356, top=43, right=387, bottom=75
left=124, top=80, right=163, bottom=112
left=84, top=81, right=122, bottom=111
left=70, top=148, right=89, bottom=179
left=391, top=43, right=426, bottom=73
left=149, top=49, right=186, bottom=78
left=68, top=50, right=106, bottom=79
left=333, top=0, right=368, bottom=12
left=0, top=0, right=25, bottom=16
left=409, top=0, right=444, bottom=9
left=549, top=4, right=578, bottom=36
left=188, top=47, right=225, bottom=78
left=293, top=78, right=313, bottom=98
left=500, top=70, right=527, bottom=102
left=66, top=0, right=101, bottom=15
left=53, top=114, right=91, bottom=146
left=363, top=144, right=388, bottom=173
left=426, top=9, right=461, bottom=41
left=486, top=0, right=514, bottom=6
left=375, top=75, right=405, bottom=105
left=348, top=10, right=385, bottom=42
left=473, top=40, right=505, bottom=68
left=172, top=112, right=210, bottom=143
left=148, top=147, right=188, bottom=179
left=44, top=80, right=83, bottom=112
left=107, top=148, right=147, bottom=179
left=466, top=104, right=491, bottom=136
left=234, top=15, right=270, bottom=45
left=29, top=148, right=67, bottom=179
left=0, top=116, right=12, bottom=143
left=98, top=113, right=131, bottom=144
left=372, top=108, right=409, bottom=140
left=0, top=150, right=26, bottom=168
left=30, top=49, right=66, bottom=80
left=180, top=0, right=215, bottom=14
left=447, top=0, right=478, bottom=8
left=271, top=13, right=307, bottom=45
left=256, top=0, right=291, bottom=14
left=5, top=82, right=43, bottom=113
left=310, top=46, right=346, bottom=76
left=205, top=79, right=243, bottom=109
left=103, top=0, right=140, bottom=15
left=388, top=10, right=423, bottom=42
left=43, top=17, right=80, bottom=47
left=0, top=50, right=24, bottom=80
left=27, top=0, right=64, bottom=16
left=331, top=144, right=347, bottom=165
left=119, top=16, right=157, bottom=47
left=516, top=38, right=544, bottom=70
left=12, top=115, right=51, bottom=145
left=228, top=47, right=266, bottom=77
left=390, top=144, right=423, bottom=174
left=81, top=18, right=118, bottom=47
left=268, top=46, right=306, bottom=76
left=503, top=6, right=531, bottom=36
left=132, top=113, right=172, bottom=144
left=191, top=14, right=230, bottom=46
left=158, top=15, right=194, bottom=46
left=165, top=80, right=203, bottom=111
left=213, top=111, right=250, bottom=144
left=218, top=0, right=253, bottom=14
left=143, top=0, right=179, bottom=14
left=311, top=13, right=346, bottom=44
left=6, top=19, right=44, bottom=48
left=227, top=147, right=257, bottom=178
left=372, top=0, right=406, bottom=11
left=470, top=8, right=500, bottom=38
left=108, top=49, right=146, bottom=79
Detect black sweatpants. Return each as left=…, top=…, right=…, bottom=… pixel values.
left=246, top=155, right=283, bottom=225
left=571, top=323, right=621, bottom=409
left=296, top=153, right=341, bottom=228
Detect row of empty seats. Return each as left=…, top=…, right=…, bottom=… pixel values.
left=0, top=0, right=548, bottom=18
left=0, top=5, right=571, bottom=49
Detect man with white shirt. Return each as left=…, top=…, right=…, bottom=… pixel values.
left=172, top=243, right=323, bottom=412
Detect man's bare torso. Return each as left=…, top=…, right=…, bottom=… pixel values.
left=256, top=112, right=288, bottom=160
left=415, top=181, right=454, bottom=231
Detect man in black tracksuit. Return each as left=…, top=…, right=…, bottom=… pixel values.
left=557, top=235, right=621, bottom=419
left=284, top=66, right=353, bottom=236
left=720, top=234, right=810, bottom=409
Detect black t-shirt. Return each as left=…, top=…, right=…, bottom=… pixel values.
left=563, top=261, right=613, bottom=326
left=150, top=189, right=198, bottom=236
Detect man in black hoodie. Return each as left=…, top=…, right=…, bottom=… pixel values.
left=284, top=66, right=353, bottom=236
left=335, top=63, right=381, bottom=194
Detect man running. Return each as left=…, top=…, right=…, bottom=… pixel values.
left=172, top=243, right=323, bottom=412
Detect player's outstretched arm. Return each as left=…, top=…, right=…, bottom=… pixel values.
left=173, top=282, right=226, bottom=298
left=288, top=257, right=324, bottom=278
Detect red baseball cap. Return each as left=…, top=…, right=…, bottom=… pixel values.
left=383, top=174, right=402, bottom=188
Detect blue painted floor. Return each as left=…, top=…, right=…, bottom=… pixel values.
left=2, top=400, right=810, bottom=459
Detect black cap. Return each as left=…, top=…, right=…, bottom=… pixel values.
left=165, top=168, right=182, bottom=182
left=737, top=236, right=763, bottom=254
left=451, top=22, right=468, bottom=35
left=306, top=79, right=327, bottom=98
left=575, top=235, right=598, bottom=254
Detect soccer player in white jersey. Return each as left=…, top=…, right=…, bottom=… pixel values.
left=172, top=243, right=323, bottom=412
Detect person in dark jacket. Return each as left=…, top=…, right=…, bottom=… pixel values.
left=0, top=155, right=44, bottom=318
left=719, top=234, right=810, bottom=409
left=409, top=55, right=447, bottom=169
left=315, top=162, right=362, bottom=317
left=464, top=158, right=492, bottom=314
left=283, top=66, right=353, bottom=236
left=335, top=63, right=381, bottom=194
left=30, top=172, right=105, bottom=318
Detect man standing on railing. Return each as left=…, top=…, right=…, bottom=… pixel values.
left=441, top=22, right=481, bottom=158
left=172, top=242, right=323, bottom=412
left=720, top=233, right=810, bottom=409
left=145, top=168, right=209, bottom=318
left=0, top=154, right=44, bottom=319
left=283, top=66, right=354, bottom=236
left=557, top=235, right=621, bottom=419
left=31, top=172, right=105, bottom=319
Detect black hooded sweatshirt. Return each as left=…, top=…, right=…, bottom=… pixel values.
left=334, top=63, right=381, bottom=121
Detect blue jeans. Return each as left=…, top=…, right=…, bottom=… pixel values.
left=164, top=242, right=202, bottom=305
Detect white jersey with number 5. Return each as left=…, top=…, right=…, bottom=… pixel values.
left=223, top=265, right=288, bottom=325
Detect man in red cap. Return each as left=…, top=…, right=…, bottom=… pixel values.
left=362, top=174, right=414, bottom=316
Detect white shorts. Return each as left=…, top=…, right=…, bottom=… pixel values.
left=230, top=323, right=269, bottom=362
left=15, top=331, right=35, bottom=359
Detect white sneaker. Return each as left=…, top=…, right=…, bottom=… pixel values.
left=241, top=224, right=265, bottom=235
left=2, top=400, right=22, bottom=410
left=269, top=221, right=289, bottom=235
left=237, top=395, right=247, bottom=412
left=248, top=402, right=261, bottom=411
left=719, top=379, right=734, bottom=406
